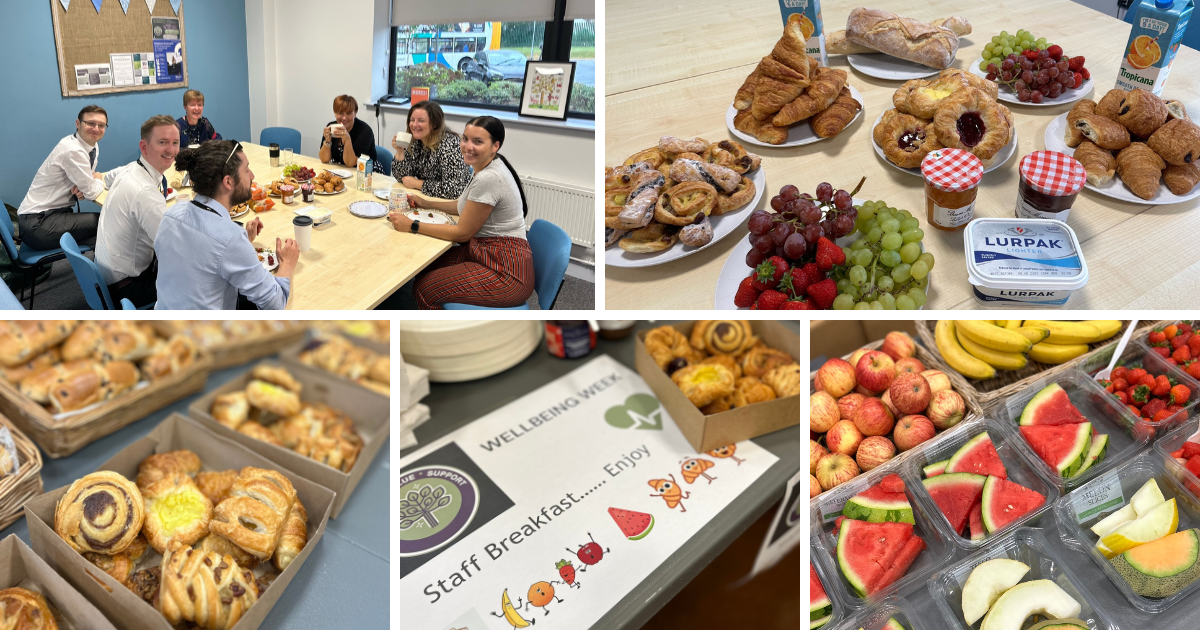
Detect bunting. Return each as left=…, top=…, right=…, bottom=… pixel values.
left=168, top=0, right=181, bottom=14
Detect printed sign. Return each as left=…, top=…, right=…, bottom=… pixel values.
left=744, top=469, right=804, bottom=580
left=1072, top=470, right=1125, bottom=523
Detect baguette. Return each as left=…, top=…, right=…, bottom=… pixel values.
left=827, top=16, right=970, bottom=55
left=845, top=8, right=959, bottom=69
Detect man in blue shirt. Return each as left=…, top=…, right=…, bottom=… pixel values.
left=154, top=140, right=299, bottom=309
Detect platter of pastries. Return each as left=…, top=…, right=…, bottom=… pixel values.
left=229, top=202, right=250, bottom=219
left=1044, top=88, right=1200, bottom=204
left=604, top=136, right=764, bottom=267
left=310, top=171, right=347, bottom=195
left=264, top=178, right=299, bottom=197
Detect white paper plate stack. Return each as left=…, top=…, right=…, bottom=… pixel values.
left=398, top=320, right=543, bottom=383
left=399, top=346, right=430, bottom=450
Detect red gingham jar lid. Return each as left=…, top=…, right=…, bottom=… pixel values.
left=921, top=148, right=984, bottom=193
left=1019, top=150, right=1086, bottom=196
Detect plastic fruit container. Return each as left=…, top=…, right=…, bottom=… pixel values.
left=809, top=539, right=844, bottom=630
left=904, top=417, right=1060, bottom=551
left=930, top=527, right=1116, bottom=630
left=810, top=457, right=954, bottom=609
left=1154, top=415, right=1200, bottom=498
left=990, top=368, right=1152, bottom=492
left=1054, top=452, right=1200, bottom=613
left=1074, top=338, right=1200, bottom=441
left=834, top=595, right=927, bottom=630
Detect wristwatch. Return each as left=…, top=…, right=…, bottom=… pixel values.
left=410, top=219, right=420, bottom=234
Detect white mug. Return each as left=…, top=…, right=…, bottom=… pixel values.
left=330, top=123, right=345, bottom=136
left=394, top=131, right=412, bottom=148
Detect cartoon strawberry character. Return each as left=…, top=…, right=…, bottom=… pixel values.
left=680, top=458, right=717, bottom=484
left=648, top=473, right=690, bottom=512
left=556, top=559, right=580, bottom=588
left=566, top=532, right=609, bottom=572
left=707, top=444, right=745, bottom=465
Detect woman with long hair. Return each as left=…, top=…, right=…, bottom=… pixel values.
left=391, top=101, right=472, bottom=199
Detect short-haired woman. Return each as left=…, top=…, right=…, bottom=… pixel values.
left=391, top=101, right=472, bottom=199
left=176, top=90, right=222, bottom=145
left=389, top=116, right=533, bottom=309
left=320, top=94, right=376, bottom=167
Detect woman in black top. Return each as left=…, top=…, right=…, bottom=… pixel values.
left=391, top=101, right=472, bottom=199
left=319, top=94, right=376, bottom=167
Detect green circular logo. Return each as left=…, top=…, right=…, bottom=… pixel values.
left=399, top=465, right=479, bottom=556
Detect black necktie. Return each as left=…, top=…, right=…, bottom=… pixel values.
left=161, top=175, right=169, bottom=199
left=89, top=147, right=97, bottom=170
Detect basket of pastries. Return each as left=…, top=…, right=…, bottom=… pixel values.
left=0, top=321, right=210, bottom=458
left=148, top=321, right=307, bottom=371
left=0, top=414, right=42, bottom=531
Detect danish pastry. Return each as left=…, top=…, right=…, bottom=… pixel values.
left=250, top=365, right=302, bottom=394
left=893, top=73, right=970, bottom=119
left=195, top=469, right=239, bottom=506
left=741, top=346, right=797, bottom=378
left=1073, top=114, right=1131, bottom=151
left=274, top=499, right=308, bottom=571
left=619, top=223, right=678, bottom=253
left=55, top=470, right=144, bottom=554
left=763, top=363, right=803, bottom=397
left=211, top=392, right=250, bottom=430
left=731, top=376, right=777, bottom=408
left=700, top=396, right=732, bottom=415
left=1148, top=118, right=1200, bottom=165
left=1116, top=88, right=1169, bottom=138
left=811, top=86, right=862, bottom=138
left=669, top=159, right=741, bottom=194
left=1116, top=142, right=1166, bottom=200
left=699, top=354, right=742, bottom=379
left=623, top=148, right=666, bottom=170
left=616, top=170, right=666, bottom=230
left=245, top=379, right=301, bottom=417
left=1095, top=89, right=1127, bottom=122
left=932, top=87, right=1012, bottom=165
left=136, top=449, right=201, bottom=490
left=943, top=68, right=997, bottom=101
left=874, top=110, right=942, bottom=169
left=85, top=547, right=137, bottom=589
left=237, top=420, right=283, bottom=446
left=1164, top=162, right=1200, bottom=195
left=658, top=136, right=709, bottom=156
left=141, top=474, right=213, bottom=553
left=604, top=226, right=626, bottom=248
left=679, top=213, right=714, bottom=248
left=671, top=364, right=736, bottom=407
left=1065, top=100, right=1097, bottom=148
left=159, top=539, right=258, bottom=630
left=605, top=187, right=632, bottom=217
left=703, top=140, right=760, bottom=174
left=716, top=176, right=756, bottom=215
left=645, top=326, right=703, bottom=370
left=690, top=320, right=757, bottom=355
left=196, top=533, right=258, bottom=570
left=0, top=587, right=58, bottom=630
left=209, top=467, right=296, bottom=560
left=655, top=181, right=718, bottom=226
left=1073, top=141, right=1117, bottom=186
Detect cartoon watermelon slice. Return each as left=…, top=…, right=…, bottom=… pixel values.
left=609, top=507, right=654, bottom=540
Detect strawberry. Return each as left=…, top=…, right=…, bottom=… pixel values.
left=1072, top=72, right=1084, bottom=89
left=752, top=256, right=789, bottom=291
left=1166, top=324, right=1179, bottom=339
left=734, top=276, right=760, bottom=308
left=801, top=262, right=824, bottom=288
left=1080, top=67, right=1091, bottom=80
left=1172, top=334, right=1189, bottom=350
left=1175, top=346, right=1193, bottom=363
left=1153, top=346, right=1171, bottom=358
left=1168, top=403, right=1185, bottom=415
left=1047, top=44, right=1064, bottom=61
left=1153, top=374, right=1173, bottom=397
left=1149, top=330, right=1167, bottom=344
left=1189, top=334, right=1200, bottom=357
left=1141, top=397, right=1167, bottom=419
left=1127, top=368, right=1148, bottom=384
left=1187, top=456, right=1200, bottom=479
left=1112, top=365, right=1129, bottom=381
left=1173, top=383, right=1192, bottom=405
left=756, top=289, right=788, bottom=310
left=1139, top=373, right=1158, bottom=389
left=781, top=296, right=814, bottom=310
left=1187, top=360, right=1200, bottom=381
left=1023, top=49, right=1039, bottom=61
left=1131, top=384, right=1152, bottom=404
left=815, top=237, right=845, bottom=271
left=1182, top=322, right=1195, bottom=334
left=1113, top=377, right=1129, bottom=392
left=1068, top=55, right=1086, bottom=71
left=1128, top=404, right=1142, bottom=418
left=806, top=278, right=838, bottom=309
left=1115, top=390, right=1130, bottom=405
left=1154, top=409, right=1177, bottom=423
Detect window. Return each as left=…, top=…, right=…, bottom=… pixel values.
left=568, top=19, right=595, bottom=116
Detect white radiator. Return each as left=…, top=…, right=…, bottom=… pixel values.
left=521, top=176, right=594, bottom=249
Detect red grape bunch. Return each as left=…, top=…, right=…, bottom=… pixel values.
left=986, top=45, right=1088, bottom=104
left=744, top=177, right=865, bottom=270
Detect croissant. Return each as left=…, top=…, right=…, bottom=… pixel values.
left=1074, top=114, right=1131, bottom=151
left=1164, top=163, right=1200, bottom=195
left=1095, top=88, right=1128, bottom=122
left=0, top=347, right=59, bottom=383
left=810, top=87, right=861, bottom=138
left=0, top=320, right=77, bottom=367
left=1065, top=100, right=1097, bottom=148
left=1117, top=89, right=1169, bottom=138
left=211, top=391, right=250, bottom=429
left=55, top=470, right=144, bottom=554
left=0, top=587, right=58, bottom=630
left=762, top=363, right=803, bottom=397
left=733, top=61, right=763, bottom=111
left=1073, top=141, right=1117, bottom=186
left=668, top=159, right=741, bottom=194
left=159, top=539, right=258, bottom=630
left=1147, top=118, right=1200, bottom=165
left=733, top=109, right=789, bottom=145
left=749, top=16, right=815, bottom=121
left=1116, top=142, right=1166, bottom=200
left=136, top=449, right=201, bottom=489
left=772, top=67, right=848, bottom=127
left=273, top=499, right=308, bottom=571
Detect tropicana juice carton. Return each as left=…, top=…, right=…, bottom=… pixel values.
left=1116, top=0, right=1193, bottom=95
left=779, top=0, right=826, bottom=66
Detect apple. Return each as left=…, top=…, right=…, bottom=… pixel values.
left=893, top=414, right=936, bottom=451
left=810, top=391, right=841, bottom=433
left=813, top=369, right=824, bottom=393
left=815, top=453, right=860, bottom=491
left=880, top=389, right=899, bottom=419
left=825, top=420, right=864, bottom=456
left=921, top=369, right=952, bottom=394
left=852, top=397, right=895, bottom=437
left=854, top=384, right=876, bottom=397
left=810, top=474, right=822, bottom=498
left=837, top=392, right=867, bottom=421
left=927, top=390, right=966, bottom=430
left=856, top=436, right=897, bottom=471
left=810, top=439, right=829, bottom=474
left=880, top=331, right=917, bottom=361
left=889, top=373, right=932, bottom=416
left=848, top=348, right=870, bottom=372
left=818, top=358, right=856, bottom=398
left=855, top=350, right=896, bottom=393
left=895, top=357, right=926, bottom=376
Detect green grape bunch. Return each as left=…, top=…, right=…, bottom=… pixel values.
left=829, top=200, right=936, bottom=310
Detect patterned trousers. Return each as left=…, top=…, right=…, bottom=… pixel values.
left=414, top=236, right=534, bottom=309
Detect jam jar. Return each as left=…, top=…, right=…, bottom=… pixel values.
left=1016, top=150, right=1086, bottom=222
left=921, top=148, right=983, bottom=231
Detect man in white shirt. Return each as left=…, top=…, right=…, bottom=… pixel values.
left=95, top=115, right=179, bottom=308
left=17, top=105, right=110, bottom=250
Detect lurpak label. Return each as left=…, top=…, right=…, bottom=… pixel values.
left=971, top=222, right=1082, bottom=279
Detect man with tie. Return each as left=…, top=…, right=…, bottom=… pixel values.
left=17, top=105, right=110, bottom=250
left=94, top=115, right=180, bottom=308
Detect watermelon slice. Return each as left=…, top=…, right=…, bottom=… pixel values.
left=923, top=472, right=986, bottom=534
left=869, top=535, right=927, bottom=593
left=608, top=507, right=653, bottom=540
left=923, top=459, right=949, bottom=477
left=945, top=432, right=1008, bottom=479
left=882, top=619, right=906, bottom=630
left=981, top=476, right=1046, bottom=533
left=969, top=499, right=986, bottom=541
left=810, top=563, right=832, bottom=628
left=1020, top=423, right=1093, bottom=478
left=1019, top=383, right=1087, bottom=426
left=836, top=519, right=915, bottom=597
left=1073, top=434, right=1110, bottom=477
left=843, top=474, right=915, bottom=524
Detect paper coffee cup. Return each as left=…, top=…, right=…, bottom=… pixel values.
left=394, top=131, right=412, bottom=147
left=293, top=215, right=313, bottom=252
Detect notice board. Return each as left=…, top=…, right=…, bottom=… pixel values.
left=50, top=0, right=188, bottom=97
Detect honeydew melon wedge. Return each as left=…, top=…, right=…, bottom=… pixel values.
left=961, top=558, right=1031, bottom=626
left=1091, top=504, right=1137, bottom=538
left=1090, top=479, right=1166, bottom=538
left=1099, top=498, right=1178, bottom=558
left=979, top=580, right=1081, bottom=630
left=1028, top=620, right=1090, bottom=630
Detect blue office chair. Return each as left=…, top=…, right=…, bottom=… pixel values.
left=444, top=220, right=572, bottom=310
left=0, top=280, right=23, bottom=310
left=0, top=199, right=91, bottom=309
left=1122, top=3, right=1200, bottom=51
left=260, top=127, right=303, bottom=155
left=60, top=232, right=118, bottom=310
left=121, top=298, right=136, bottom=310
left=374, top=145, right=394, bottom=174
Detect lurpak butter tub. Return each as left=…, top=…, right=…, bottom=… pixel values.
left=963, top=218, right=1088, bottom=307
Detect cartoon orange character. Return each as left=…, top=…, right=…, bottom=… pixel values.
left=648, top=473, right=690, bottom=512
left=707, top=444, right=745, bottom=465
left=525, top=580, right=563, bottom=616
left=680, top=458, right=717, bottom=484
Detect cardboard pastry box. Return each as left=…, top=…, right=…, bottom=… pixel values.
left=0, top=534, right=118, bottom=630
left=278, top=332, right=389, bottom=402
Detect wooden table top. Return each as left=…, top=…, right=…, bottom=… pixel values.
left=97, top=142, right=451, bottom=310
left=605, top=0, right=1200, bottom=309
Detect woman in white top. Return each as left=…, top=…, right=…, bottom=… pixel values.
left=388, top=116, right=533, bottom=309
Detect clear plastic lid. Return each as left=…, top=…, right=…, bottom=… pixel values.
left=964, top=218, right=1088, bottom=289
left=1075, top=337, right=1200, bottom=441
left=835, top=595, right=927, bottom=630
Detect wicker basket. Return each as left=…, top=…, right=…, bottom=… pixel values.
left=0, top=412, right=42, bottom=531
left=0, top=354, right=213, bottom=458
left=148, top=322, right=308, bottom=371
left=914, top=320, right=1164, bottom=409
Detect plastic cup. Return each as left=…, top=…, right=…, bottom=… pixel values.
left=293, top=215, right=313, bottom=251
left=282, top=149, right=293, bottom=166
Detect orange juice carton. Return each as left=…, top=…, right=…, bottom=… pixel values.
left=779, top=0, right=826, bottom=65
left=1116, top=0, right=1194, bottom=95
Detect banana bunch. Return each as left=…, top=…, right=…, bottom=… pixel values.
left=936, top=320, right=1122, bottom=376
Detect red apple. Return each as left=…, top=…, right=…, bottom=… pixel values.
left=880, top=389, right=899, bottom=419
left=855, top=350, right=896, bottom=393
left=813, top=369, right=824, bottom=393
left=880, top=331, right=917, bottom=361
left=810, top=474, right=822, bottom=498
left=848, top=348, right=870, bottom=372
left=927, top=390, right=966, bottom=430
left=854, top=384, right=876, bottom=397
left=825, top=420, right=864, bottom=456
left=893, top=414, right=936, bottom=451
left=889, top=373, right=932, bottom=416
left=810, top=439, right=829, bottom=474
left=815, top=453, right=860, bottom=491
left=894, top=357, right=926, bottom=376
left=852, top=397, right=895, bottom=437
left=837, top=392, right=867, bottom=421
left=856, top=436, right=897, bottom=471
left=921, top=369, right=952, bottom=394
left=810, top=391, right=841, bottom=433
left=818, top=358, right=856, bottom=398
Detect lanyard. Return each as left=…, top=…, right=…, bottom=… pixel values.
left=137, top=159, right=166, bottom=197
left=191, top=199, right=222, bottom=216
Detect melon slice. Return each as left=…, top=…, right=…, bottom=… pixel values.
left=1110, top=528, right=1200, bottom=598
left=836, top=519, right=914, bottom=597
left=923, top=459, right=949, bottom=477
left=979, top=579, right=1081, bottom=630
left=1019, top=383, right=1088, bottom=426
left=1028, top=620, right=1090, bottom=630
left=843, top=475, right=915, bottom=524
left=923, top=472, right=986, bottom=534
left=981, top=476, right=1046, bottom=534
left=969, top=499, right=986, bottom=541
left=810, top=563, right=832, bottom=628
left=1073, top=434, right=1109, bottom=477
left=961, top=558, right=1030, bottom=626
left=1019, top=423, right=1092, bottom=478
left=1130, top=478, right=1167, bottom=516
left=608, top=507, right=654, bottom=540
left=1100, top=498, right=1178, bottom=558
left=946, top=432, right=1008, bottom=479
left=1091, top=503, right=1137, bottom=538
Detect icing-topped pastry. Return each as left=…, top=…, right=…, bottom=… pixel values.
left=679, top=213, right=714, bottom=248
left=874, top=110, right=942, bottom=169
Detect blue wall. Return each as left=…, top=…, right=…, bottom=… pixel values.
left=0, top=0, right=249, bottom=208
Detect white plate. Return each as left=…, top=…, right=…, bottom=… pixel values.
left=229, top=205, right=250, bottom=219
left=312, top=186, right=347, bottom=196
left=1045, top=112, right=1200, bottom=205
left=349, top=200, right=388, bottom=218
left=374, top=189, right=395, bottom=200
left=165, top=188, right=177, bottom=201
left=256, top=246, right=279, bottom=272
left=847, top=53, right=942, bottom=81
left=969, top=59, right=1093, bottom=106
left=724, top=85, right=865, bottom=148
left=871, top=111, right=1018, bottom=177
left=405, top=210, right=454, bottom=225
left=605, top=167, right=766, bottom=268
left=328, top=168, right=353, bottom=178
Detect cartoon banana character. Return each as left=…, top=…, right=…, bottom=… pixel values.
left=648, top=473, right=690, bottom=512
left=490, top=588, right=534, bottom=628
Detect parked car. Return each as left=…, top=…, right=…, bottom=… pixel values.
left=463, top=49, right=529, bottom=83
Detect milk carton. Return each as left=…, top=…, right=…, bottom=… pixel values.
left=356, top=154, right=373, bottom=191
left=778, top=0, right=826, bottom=66
left=1115, top=0, right=1193, bottom=96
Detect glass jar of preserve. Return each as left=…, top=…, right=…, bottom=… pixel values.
left=921, top=148, right=983, bottom=231
left=1016, top=150, right=1086, bottom=222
